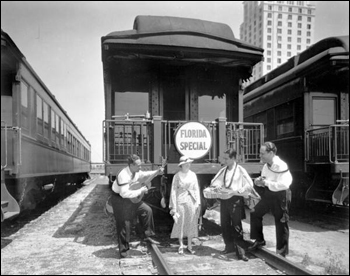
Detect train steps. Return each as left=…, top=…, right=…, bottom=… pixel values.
left=1, top=171, right=20, bottom=222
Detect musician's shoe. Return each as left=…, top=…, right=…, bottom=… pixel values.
left=248, top=240, right=266, bottom=251
left=186, top=247, right=196, bottom=254
left=145, top=236, right=160, bottom=245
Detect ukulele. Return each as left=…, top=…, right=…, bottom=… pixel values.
left=129, top=158, right=167, bottom=204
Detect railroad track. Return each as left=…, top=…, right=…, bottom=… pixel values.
left=146, top=238, right=314, bottom=275
left=138, top=212, right=315, bottom=275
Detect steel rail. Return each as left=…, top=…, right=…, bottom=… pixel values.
left=147, top=243, right=174, bottom=275
left=246, top=241, right=314, bottom=275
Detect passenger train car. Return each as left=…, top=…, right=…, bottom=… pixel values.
left=1, top=29, right=91, bottom=222
left=244, top=36, right=349, bottom=208
left=101, top=16, right=265, bottom=212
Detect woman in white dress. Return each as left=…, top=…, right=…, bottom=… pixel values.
left=169, top=156, right=201, bottom=254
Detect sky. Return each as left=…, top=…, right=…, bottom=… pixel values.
left=1, top=1, right=349, bottom=162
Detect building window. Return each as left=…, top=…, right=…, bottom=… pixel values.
left=288, top=22, right=292, bottom=27
left=277, top=43, right=282, bottom=48
left=288, top=29, right=292, bottom=35
left=307, top=24, right=311, bottom=29
left=297, top=38, right=301, bottom=43
left=267, top=58, right=271, bottom=63
left=278, top=14, right=282, bottom=19
left=298, top=23, right=302, bottom=28
left=288, top=37, right=292, bottom=42
left=297, top=45, right=301, bottom=50
left=298, top=16, right=302, bottom=21
left=287, top=52, right=292, bottom=57
left=299, top=8, right=303, bottom=13
left=267, top=43, right=272, bottom=48
left=308, top=9, right=312, bottom=15
left=277, top=29, right=282, bottom=34
left=268, top=13, right=272, bottom=18
left=288, top=7, right=292, bottom=12
left=278, top=21, right=282, bottom=26
left=277, top=58, right=281, bottom=64
left=267, top=65, right=271, bottom=70
left=267, top=20, right=272, bottom=26
left=307, top=31, right=311, bottom=36
left=298, top=30, right=302, bottom=35
left=307, top=39, right=311, bottom=44
left=288, top=14, right=292, bottom=20
left=308, top=17, right=311, bottom=22
left=268, top=28, right=272, bottom=33
left=288, top=44, right=291, bottom=49
left=277, top=51, right=281, bottom=56
left=267, top=50, right=271, bottom=55
left=267, top=35, right=272, bottom=40
left=278, top=36, right=282, bottom=41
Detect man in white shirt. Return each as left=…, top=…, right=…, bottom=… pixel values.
left=210, top=149, right=253, bottom=261
left=248, top=142, right=293, bottom=257
left=111, top=154, right=164, bottom=258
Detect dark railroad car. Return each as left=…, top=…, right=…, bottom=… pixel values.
left=1, top=30, right=91, bottom=222
left=244, top=36, right=349, bottom=207
left=101, top=15, right=264, bottom=211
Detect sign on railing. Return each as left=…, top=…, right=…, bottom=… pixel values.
left=174, top=122, right=212, bottom=159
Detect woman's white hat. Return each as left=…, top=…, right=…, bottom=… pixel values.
left=178, top=155, right=194, bottom=167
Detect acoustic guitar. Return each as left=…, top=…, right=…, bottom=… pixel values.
left=129, top=158, right=167, bottom=204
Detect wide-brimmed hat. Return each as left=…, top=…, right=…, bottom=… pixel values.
left=178, top=156, right=194, bottom=167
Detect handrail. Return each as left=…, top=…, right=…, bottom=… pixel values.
left=305, top=124, right=349, bottom=164
left=1, top=121, right=8, bottom=169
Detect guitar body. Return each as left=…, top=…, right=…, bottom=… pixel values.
left=129, top=159, right=167, bottom=204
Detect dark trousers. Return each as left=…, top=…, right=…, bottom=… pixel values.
left=250, top=188, right=291, bottom=256
left=111, top=193, right=155, bottom=257
left=220, top=196, right=246, bottom=255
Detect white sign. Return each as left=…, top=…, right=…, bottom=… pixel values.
left=174, top=122, right=212, bottom=159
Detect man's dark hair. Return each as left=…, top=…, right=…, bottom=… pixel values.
left=127, top=154, right=140, bottom=166
left=263, top=142, right=277, bottom=154
left=224, top=148, right=237, bottom=159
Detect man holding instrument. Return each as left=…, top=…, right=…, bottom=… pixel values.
left=209, top=149, right=253, bottom=261
left=111, top=154, right=164, bottom=258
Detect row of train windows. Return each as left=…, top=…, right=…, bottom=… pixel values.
left=246, top=102, right=295, bottom=140
left=20, top=81, right=90, bottom=162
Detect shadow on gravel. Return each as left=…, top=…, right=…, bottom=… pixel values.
left=53, top=184, right=117, bottom=246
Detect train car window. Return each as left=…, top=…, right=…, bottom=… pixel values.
left=255, top=112, right=268, bottom=139
left=114, top=91, right=148, bottom=117
left=198, top=95, right=226, bottom=122
left=36, top=94, right=43, bottom=136
left=55, top=114, right=60, bottom=146
left=51, top=110, right=56, bottom=143
left=20, top=81, right=29, bottom=132
left=312, top=97, right=336, bottom=127
left=43, top=101, right=49, bottom=140
left=60, top=119, right=64, bottom=148
left=276, top=103, right=294, bottom=136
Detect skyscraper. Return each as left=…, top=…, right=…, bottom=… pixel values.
left=240, top=1, right=315, bottom=85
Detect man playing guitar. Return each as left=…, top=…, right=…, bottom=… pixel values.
left=111, top=154, right=164, bottom=258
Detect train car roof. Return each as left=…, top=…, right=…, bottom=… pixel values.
left=101, top=15, right=263, bottom=72
left=243, top=35, right=349, bottom=103
left=1, top=29, right=90, bottom=147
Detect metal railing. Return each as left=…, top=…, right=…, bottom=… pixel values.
left=103, top=119, right=152, bottom=164
left=226, top=122, right=264, bottom=163
left=103, top=117, right=264, bottom=165
left=305, top=124, right=349, bottom=163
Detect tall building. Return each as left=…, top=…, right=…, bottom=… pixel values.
left=240, top=1, right=315, bottom=85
